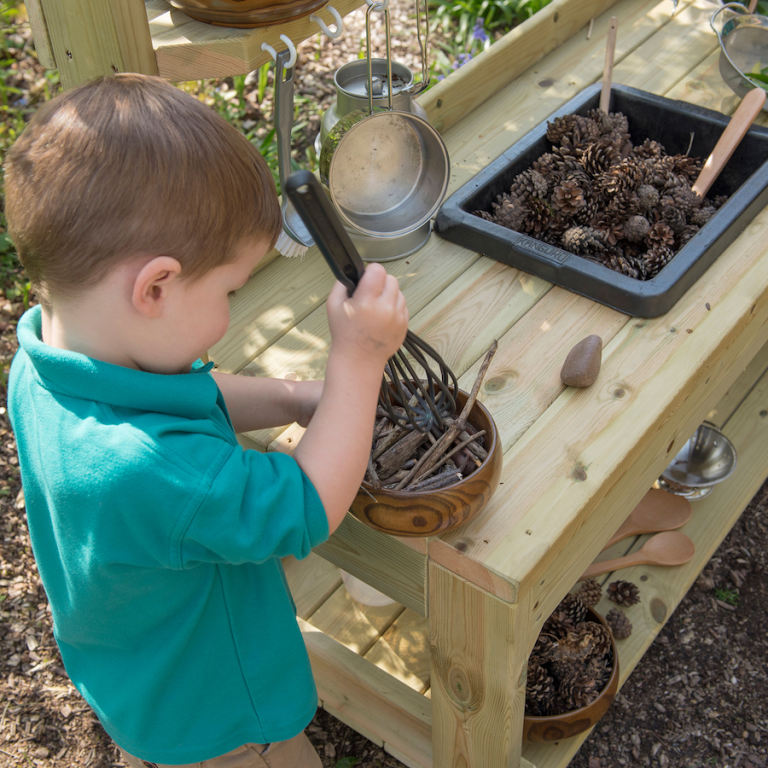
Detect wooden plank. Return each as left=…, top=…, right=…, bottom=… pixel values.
left=301, top=618, right=433, bottom=768
left=314, top=513, right=429, bottom=616
left=146, top=0, right=367, bottom=82
left=431, top=198, right=768, bottom=604
left=24, top=0, right=56, bottom=69
left=364, top=610, right=431, bottom=694
left=523, top=353, right=768, bottom=768
left=109, top=0, right=158, bottom=76
left=39, top=0, right=126, bottom=89
left=307, top=583, right=405, bottom=655
left=282, top=552, right=341, bottom=619
left=417, top=0, right=622, bottom=134
left=429, top=563, right=532, bottom=768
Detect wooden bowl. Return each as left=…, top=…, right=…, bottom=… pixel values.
left=523, top=607, right=620, bottom=743
left=168, top=0, right=327, bottom=27
left=350, top=389, right=502, bottom=537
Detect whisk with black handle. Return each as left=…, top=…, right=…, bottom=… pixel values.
left=285, top=170, right=457, bottom=433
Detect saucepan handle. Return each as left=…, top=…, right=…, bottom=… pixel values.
left=284, top=170, right=366, bottom=296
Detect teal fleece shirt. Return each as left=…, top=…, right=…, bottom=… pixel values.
left=8, top=306, right=329, bottom=764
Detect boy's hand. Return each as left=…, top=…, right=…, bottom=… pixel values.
left=326, top=263, right=408, bottom=368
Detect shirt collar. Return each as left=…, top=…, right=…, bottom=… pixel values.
left=17, top=305, right=218, bottom=419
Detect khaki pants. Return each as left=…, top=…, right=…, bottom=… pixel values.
left=118, top=732, right=322, bottom=768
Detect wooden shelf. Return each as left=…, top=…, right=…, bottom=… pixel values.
left=284, top=340, right=768, bottom=768
left=145, top=0, right=366, bottom=82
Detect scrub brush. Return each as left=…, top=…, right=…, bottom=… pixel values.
left=275, top=49, right=314, bottom=258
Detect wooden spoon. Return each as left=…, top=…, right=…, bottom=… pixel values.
left=601, top=488, right=691, bottom=551
left=600, top=16, right=619, bottom=113
left=581, top=531, right=695, bottom=580
left=692, top=88, right=767, bottom=197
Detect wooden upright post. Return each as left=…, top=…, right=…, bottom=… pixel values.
left=37, top=0, right=158, bottom=90
left=429, top=562, right=532, bottom=768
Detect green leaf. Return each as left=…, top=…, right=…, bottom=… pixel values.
left=334, top=758, right=361, bottom=768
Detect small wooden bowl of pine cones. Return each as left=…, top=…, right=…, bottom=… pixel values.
left=523, top=593, right=620, bottom=743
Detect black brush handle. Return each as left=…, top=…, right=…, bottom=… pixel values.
left=285, top=170, right=365, bottom=296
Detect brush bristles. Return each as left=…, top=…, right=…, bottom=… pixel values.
left=276, top=229, right=309, bottom=259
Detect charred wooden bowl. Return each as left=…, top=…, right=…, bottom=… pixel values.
left=523, top=607, right=620, bottom=743
left=168, top=0, right=327, bottom=27
left=350, top=389, right=502, bottom=538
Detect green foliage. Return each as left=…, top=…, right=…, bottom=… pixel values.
left=333, top=758, right=361, bottom=768
left=714, top=586, right=739, bottom=606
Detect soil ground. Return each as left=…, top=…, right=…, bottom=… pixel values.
left=1, top=4, right=768, bottom=767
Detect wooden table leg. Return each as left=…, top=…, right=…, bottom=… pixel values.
left=429, top=562, right=532, bottom=768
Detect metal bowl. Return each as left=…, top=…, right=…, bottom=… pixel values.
left=658, top=422, right=737, bottom=499
left=319, top=110, right=450, bottom=238
left=712, top=3, right=768, bottom=111
left=168, top=0, right=326, bottom=26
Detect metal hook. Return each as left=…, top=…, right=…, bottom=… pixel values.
left=366, top=0, right=390, bottom=11
left=310, top=5, right=343, bottom=39
left=260, top=34, right=297, bottom=70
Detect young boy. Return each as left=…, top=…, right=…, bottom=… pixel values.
left=4, top=74, right=409, bottom=768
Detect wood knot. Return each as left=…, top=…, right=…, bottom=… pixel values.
left=448, top=666, right=473, bottom=708
left=484, top=375, right=507, bottom=393
left=538, top=78, right=554, bottom=88
left=455, top=539, right=472, bottom=553
left=572, top=465, right=588, bottom=482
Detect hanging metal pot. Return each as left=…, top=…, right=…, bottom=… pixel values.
left=318, top=1, right=449, bottom=238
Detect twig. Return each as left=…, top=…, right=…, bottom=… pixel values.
left=359, top=484, right=378, bottom=503
left=400, top=341, right=498, bottom=489
left=367, top=455, right=381, bottom=489
left=409, top=430, right=487, bottom=485
left=409, top=470, right=463, bottom=492
left=372, top=424, right=407, bottom=460
left=600, top=17, right=618, bottom=113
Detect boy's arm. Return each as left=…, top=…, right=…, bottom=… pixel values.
left=292, top=264, right=408, bottom=535
left=211, top=372, right=323, bottom=433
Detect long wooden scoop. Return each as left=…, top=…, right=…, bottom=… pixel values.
left=581, top=531, right=695, bottom=580
left=601, top=489, right=691, bottom=551
left=692, top=88, right=767, bottom=197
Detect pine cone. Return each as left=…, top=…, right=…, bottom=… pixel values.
left=585, top=655, right=613, bottom=688
left=661, top=200, right=686, bottom=236
left=633, top=138, right=666, bottom=159
left=570, top=115, right=603, bottom=148
left=525, top=659, right=556, bottom=716
left=546, top=115, right=578, bottom=145
left=577, top=621, right=612, bottom=657
left=576, top=579, right=602, bottom=607
left=551, top=180, right=586, bottom=216
left=607, top=579, right=641, bottom=606
left=680, top=223, right=700, bottom=245
left=579, top=139, right=621, bottom=176
left=646, top=221, right=675, bottom=249
left=558, top=592, right=588, bottom=624
left=672, top=185, right=703, bottom=218
left=597, top=159, right=644, bottom=196
left=587, top=108, right=616, bottom=135
left=489, top=193, right=526, bottom=232
left=690, top=205, right=717, bottom=227
left=606, top=607, right=633, bottom=639
left=592, top=218, right=624, bottom=247
left=601, top=250, right=641, bottom=279
left=673, top=154, right=704, bottom=185
left=542, top=609, right=576, bottom=639
left=510, top=169, right=548, bottom=202
left=562, top=225, right=605, bottom=255
left=624, top=214, right=651, bottom=243
left=521, top=197, right=552, bottom=236
left=531, top=632, right=558, bottom=663
left=642, top=244, right=674, bottom=278
left=558, top=668, right=600, bottom=710
left=636, top=184, right=660, bottom=213
left=531, top=152, right=558, bottom=180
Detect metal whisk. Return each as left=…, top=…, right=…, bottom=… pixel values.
left=285, top=170, right=458, bottom=433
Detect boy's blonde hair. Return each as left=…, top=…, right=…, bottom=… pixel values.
left=4, top=74, right=281, bottom=305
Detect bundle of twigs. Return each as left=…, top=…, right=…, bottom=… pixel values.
left=364, top=341, right=498, bottom=493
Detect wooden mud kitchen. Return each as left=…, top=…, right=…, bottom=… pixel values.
left=27, top=0, right=768, bottom=766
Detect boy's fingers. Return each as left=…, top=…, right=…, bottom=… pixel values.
left=357, top=262, right=387, bottom=296
left=327, top=280, right=350, bottom=308
left=380, top=273, right=402, bottom=304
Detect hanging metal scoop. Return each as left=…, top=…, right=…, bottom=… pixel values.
left=285, top=169, right=458, bottom=433
left=275, top=49, right=314, bottom=251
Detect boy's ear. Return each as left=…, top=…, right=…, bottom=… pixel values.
left=132, top=256, right=183, bottom=318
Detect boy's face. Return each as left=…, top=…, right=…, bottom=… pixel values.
left=160, top=237, right=270, bottom=374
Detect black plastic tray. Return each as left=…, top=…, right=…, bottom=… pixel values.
left=435, top=83, right=768, bottom=317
